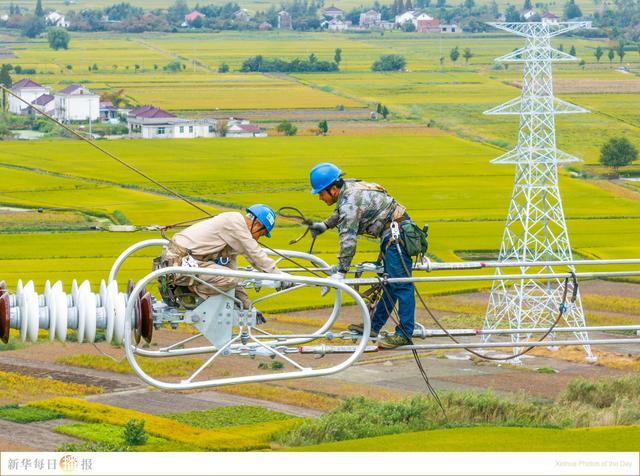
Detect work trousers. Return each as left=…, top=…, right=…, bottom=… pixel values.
left=161, top=250, right=250, bottom=308
left=371, top=234, right=415, bottom=338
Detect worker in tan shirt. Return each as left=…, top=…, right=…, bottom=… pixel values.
left=161, top=204, right=291, bottom=309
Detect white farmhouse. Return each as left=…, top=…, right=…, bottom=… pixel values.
left=9, top=78, right=49, bottom=115
left=46, top=11, right=69, bottom=27
left=394, top=11, right=417, bottom=26
left=55, top=84, right=100, bottom=122
left=128, top=105, right=217, bottom=139
left=30, top=94, right=55, bottom=116
left=226, top=118, right=266, bottom=138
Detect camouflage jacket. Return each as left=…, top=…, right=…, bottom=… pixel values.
left=324, top=180, right=405, bottom=272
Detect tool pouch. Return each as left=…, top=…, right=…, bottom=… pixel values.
left=400, top=221, right=429, bottom=257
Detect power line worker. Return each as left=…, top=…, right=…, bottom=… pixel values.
left=158, top=204, right=292, bottom=314
left=308, top=163, right=415, bottom=348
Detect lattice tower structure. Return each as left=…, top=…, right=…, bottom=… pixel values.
left=482, top=21, right=596, bottom=362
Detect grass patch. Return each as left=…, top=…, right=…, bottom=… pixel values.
left=278, top=374, right=640, bottom=447
left=290, top=425, right=640, bottom=452
left=55, top=422, right=199, bottom=452
left=55, top=354, right=202, bottom=377
left=0, top=404, right=64, bottom=423
left=30, top=397, right=267, bottom=451
left=0, top=371, right=102, bottom=405
left=164, top=405, right=294, bottom=429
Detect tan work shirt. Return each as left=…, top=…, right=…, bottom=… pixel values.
left=172, top=212, right=279, bottom=273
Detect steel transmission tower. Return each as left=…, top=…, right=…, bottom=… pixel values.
left=482, top=21, right=596, bottom=362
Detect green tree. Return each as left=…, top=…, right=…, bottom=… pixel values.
left=464, top=0, right=475, bottom=9
left=134, top=64, right=140, bottom=72
left=381, top=105, right=389, bottom=119
left=569, top=45, right=576, bottom=56
left=594, top=46, right=603, bottom=62
left=123, top=419, right=148, bottom=446
left=563, top=0, right=582, bottom=19
left=449, top=46, right=460, bottom=63
left=34, top=0, right=43, bottom=17
left=309, top=53, right=317, bottom=64
left=218, top=63, right=229, bottom=73
left=191, top=15, right=203, bottom=28
left=371, top=54, right=406, bottom=71
left=0, top=64, right=13, bottom=112
left=276, top=120, right=297, bottom=136
left=376, top=103, right=383, bottom=114
left=523, top=0, right=532, bottom=9
left=402, top=21, right=416, bottom=32
left=608, top=48, right=615, bottom=64
left=334, top=48, right=342, bottom=66
left=579, top=59, right=586, bottom=69
left=22, top=16, right=46, bottom=38
left=168, top=0, right=189, bottom=23
left=463, top=48, right=473, bottom=64
left=599, top=137, right=638, bottom=174
left=47, top=28, right=70, bottom=50
left=617, top=41, right=625, bottom=63
left=318, top=120, right=328, bottom=135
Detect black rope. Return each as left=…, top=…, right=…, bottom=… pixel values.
left=277, top=206, right=317, bottom=254
left=396, top=238, right=577, bottom=361
left=0, top=84, right=214, bottom=219
left=372, top=240, right=448, bottom=420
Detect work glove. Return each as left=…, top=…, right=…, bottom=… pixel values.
left=309, top=221, right=328, bottom=238
left=255, top=310, right=266, bottom=325
left=321, top=272, right=344, bottom=297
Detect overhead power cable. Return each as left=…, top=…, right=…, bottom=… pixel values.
left=0, top=85, right=214, bottom=218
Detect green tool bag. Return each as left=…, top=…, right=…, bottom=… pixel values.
left=400, top=221, right=429, bottom=257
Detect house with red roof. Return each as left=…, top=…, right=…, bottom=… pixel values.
left=127, top=105, right=218, bottom=139
left=54, top=84, right=100, bottom=122
left=184, top=10, right=205, bottom=24
left=9, top=78, right=49, bottom=115
left=226, top=118, right=267, bottom=138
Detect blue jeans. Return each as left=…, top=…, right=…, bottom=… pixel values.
left=371, top=234, right=415, bottom=338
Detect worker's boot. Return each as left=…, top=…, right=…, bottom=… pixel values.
left=379, top=333, right=410, bottom=349
left=348, top=323, right=377, bottom=338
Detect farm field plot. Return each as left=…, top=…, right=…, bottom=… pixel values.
left=298, top=69, right=640, bottom=163
left=2, top=136, right=640, bottom=222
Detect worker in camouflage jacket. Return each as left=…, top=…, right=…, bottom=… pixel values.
left=308, top=162, right=415, bottom=348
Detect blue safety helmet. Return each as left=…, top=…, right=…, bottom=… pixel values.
left=246, top=204, right=276, bottom=238
left=310, top=162, right=343, bottom=194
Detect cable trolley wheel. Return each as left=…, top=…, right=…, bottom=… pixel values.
left=140, top=292, right=153, bottom=344
left=0, top=294, right=10, bottom=344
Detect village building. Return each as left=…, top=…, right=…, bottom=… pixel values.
left=440, top=23, right=462, bottom=33
left=322, top=5, right=345, bottom=19
left=100, top=101, right=119, bottom=123
left=277, top=11, right=292, bottom=29
left=45, top=11, right=69, bottom=27
left=359, top=10, right=381, bottom=28
left=541, top=12, right=560, bottom=24
left=30, top=94, right=55, bottom=116
left=8, top=78, right=49, bottom=115
left=519, top=9, right=538, bottom=20
left=327, top=18, right=352, bottom=32
left=394, top=10, right=417, bottom=26
left=259, top=21, right=272, bottom=31
left=184, top=10, right=205, bottom=24
left=225, top=118, right=267, bottom=138
left=127, top=105, right=217, bottom=139
left=55, top=84, right=100, bottom=122
left=416, top=14, right=440, bottom=33
left=233, top=9, right=251, bottom=23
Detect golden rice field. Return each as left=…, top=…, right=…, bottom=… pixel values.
left=0, top=135, right=639, bottom=304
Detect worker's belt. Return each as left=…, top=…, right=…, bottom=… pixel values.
left=383, top=214, right=409, bottom=231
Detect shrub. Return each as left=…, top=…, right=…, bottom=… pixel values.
left=559, top=375, right=640, bottom=409
left=123, top=418, right=148, bottom=445
left=371, top=54, right=406, bottom=72
left=276, top=120, right=297, bottom=136
left=58, top=441, right=129, bottom=452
